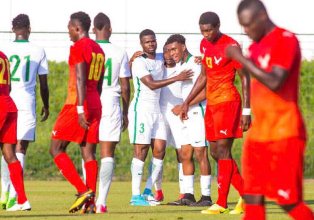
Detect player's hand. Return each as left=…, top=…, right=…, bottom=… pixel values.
left=40, top=106, right=49, bottom=122
left=78, top=113, right=90, bottom=130
left=194, top=56, right=202, bottom=65
left=129, top=51, right=143, bottom=64
left=180, top=102, right=189, bottom=121
left=225, top=45, right=243, bottom=60
left=122, top=113, right=129, bottom=131
left=175, top=69, right=193, bottom=81
left=171, top=105, right=182, bottom=116
left=241, top=115, right=251, bottom=132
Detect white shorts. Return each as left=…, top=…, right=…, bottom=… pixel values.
left=162, top=109, right=189, bottom=149
left=99, top=104, right=122, bottom=142
left=128, top=110, right=167, bottom=145
left=183, top=104, right=208, bottom=148
left=17, top=110, right=36, bottom=141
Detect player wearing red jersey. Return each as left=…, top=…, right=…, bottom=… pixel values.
left=181, top=12, right=251, bottom=214
left=49, top=11, right=104, bottom=214
left=0, top=51, right=31, bottom=211
left=226, top=0, right=314, bottom=219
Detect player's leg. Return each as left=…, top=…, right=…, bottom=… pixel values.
left=0, top=155, right=10, bottom=209
left=243, top=195, right=266, bottom=220
left=175, top=148, right=184, bottom=199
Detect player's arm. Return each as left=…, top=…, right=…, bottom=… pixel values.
left=97, top=69, right=104, bottom=95
left=226, top=46, right=288, bottom=91
left=238, top=68, right=251, bottom=131
left=180, top=65, right=207, bottom=120
left=38, top=74, right=49, bottom=122
left=76, top=62, right=89, bottom=129
left=120, top=77, right=130, bottom=131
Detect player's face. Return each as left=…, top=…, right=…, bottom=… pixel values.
left=199, top=23, right=219, bottom=42
left=167, top=42, right=185, bottom=63
left=140, top=35, right=157, bottom=55
left=67, top=20, right=79, bottom=42
left=163, top=45, right=175, bottom=67
left=238, top=9, right=265, bottom=42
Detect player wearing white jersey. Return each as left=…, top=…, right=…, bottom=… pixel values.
left=129, top=29, right=193, bottom=206
left=83, top=13, right=131, bottom=214
left=166, top=34, right=212, bottom=207
left=0, top=14, right=49, bottom=211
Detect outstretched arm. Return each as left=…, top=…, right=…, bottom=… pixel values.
left=38, top=74, right=49, bottom=122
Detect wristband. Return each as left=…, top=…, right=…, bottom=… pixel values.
left=77, top=106, right=84, bottom=114
left=242, top=108, right=251, bottom=115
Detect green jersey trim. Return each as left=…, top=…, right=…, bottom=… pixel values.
left=96, top=40, right=110, bottom=44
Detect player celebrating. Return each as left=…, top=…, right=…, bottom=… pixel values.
left=49, top=11, right=104, bottom=214
left=0, top=51, right=31, bottom=211
left=91, top=12, right=131, bottom=213
left=226, top=0, right=314, bottom=219
left=0, top=14, right=49, bottom=210
left=180, top=12, right=251, bottom=214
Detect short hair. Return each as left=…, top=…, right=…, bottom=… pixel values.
left=70, top=11, right=91, bottom=32
left=199, top=12, right=220, bottom=27
left=94, top=12, right=111, bottom=30
left=139, top=29, right=155, bottom=40
left=12, top=14, right=30, bottom=29
left=165, top=34, right=186, bottom=46
left=237, top=0, right=267, bottom=15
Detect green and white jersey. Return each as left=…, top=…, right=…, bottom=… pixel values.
left=96, top=40, right=131, bottom=105
left=3, top=40, right=48, bottom=110
left=130, top=53, right=164, bottom=113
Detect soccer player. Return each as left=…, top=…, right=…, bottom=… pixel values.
left=92, top=12, right=131, bottom=213
left=165, top=34, right=212, bottom=207
left=0, top=14, right=49, bottom=210
left=226, top=0, right=314, bottom=219
left=180, top=12, right=251, bottom=214
left=129, top=29, right=193, bottom=206
left=0, top=51, right=31, bottom=211
left=49, top=11, right=105, bottom=214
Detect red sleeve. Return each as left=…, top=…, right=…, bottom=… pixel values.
left=72, top=43, right=85, bottom=64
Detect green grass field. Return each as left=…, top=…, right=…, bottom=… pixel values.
left=0, top=180, right=313, bottom=220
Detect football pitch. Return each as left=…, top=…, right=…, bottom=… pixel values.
left=0, top=180, right=313, bottom=220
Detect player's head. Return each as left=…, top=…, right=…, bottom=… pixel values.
left=164, top=34, right=186, bottom=63
left=93, top=12, right=112, bottom=39
left=12, top=14, right=31, bottom=39
left=139, top=29, right=157, bottom=55
left=199, top=12, right=220, bottom=42
left=68, top=11, right=91, bottom=42
left=237, top=0, right=270, bottom=42
left=163, top=44, right=175, bottom=68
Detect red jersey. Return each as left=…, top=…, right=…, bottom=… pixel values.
left=0, top=51, right=17, bottom=112
left=65, top=37, right=105, bottom=109
left=247, top=27, right=306, bottom=142
left=201, top=34, right=242, bottom=105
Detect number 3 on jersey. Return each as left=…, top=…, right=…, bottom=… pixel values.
left=88, top=52, right=105, bottom=81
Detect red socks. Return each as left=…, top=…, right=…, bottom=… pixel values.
left=84, top=160, right=98, bottom=193
left=243, top=203, right=265, bottom=220
left=288, top=202, right=314, bottom=220
left=231, top=159, right=244, bottom=196
left=216, top=159, right=233, bottom=208
left=8, top=161, right=27, bottom=204
left=54, top=153, right=88, bottom=193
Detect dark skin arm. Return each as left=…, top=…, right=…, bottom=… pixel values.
left=38, top=74, right=49, bottom=122
left=76, top=62, right=89, bottom=129
left=226, top=46, right=288, bottom=91
left=120, top=77, right=130, bottom=131
left=238, top=68, right=251, bottom=131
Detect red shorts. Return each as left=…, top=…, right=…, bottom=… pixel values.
left=0, top=111, right=17, bottom=144
left=205, top=101, right=242, bottom=141
left=242, top=137, right=305, bottom=205
left=52, top=105, right=101, bottom=144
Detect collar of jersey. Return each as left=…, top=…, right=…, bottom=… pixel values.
left=96, top=40, right=110, bottom=43
left=182, top=53, right=192, bottom=63
left=14, top=39, right=29, bottom=43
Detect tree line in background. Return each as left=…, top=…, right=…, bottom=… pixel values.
left=24, top=60, right=314, bottom=181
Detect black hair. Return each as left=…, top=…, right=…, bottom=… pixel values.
left=199, top=11, right=220, bottom=27
left=70, top=11, right=91, bottom=32
left=237, top=0, right=267, bottom=15
left=165, top=34, right=186, bottom=46
left=12, top=14, right=30, bottom=29
left=94, top=12, right=111, bottom=30
left=139, top=29, right=155, bottom=40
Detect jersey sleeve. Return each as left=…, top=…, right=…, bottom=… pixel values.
left=72, top=43, right=85, bottom=64
left=229, top=41, right=243, bottom=70
left=119, top=51, right=131, bottom=78
left=132, top=58, right=150, bottom=79
left=37, top=48, right=49, bottom=75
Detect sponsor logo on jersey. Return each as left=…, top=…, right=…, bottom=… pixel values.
left=214, top=56, right=222, bottom=65
left=258, top=53, right=270, bottom=69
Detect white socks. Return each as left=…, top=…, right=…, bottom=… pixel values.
left=81, top=158, right=86, bottom=183
left=183, top=175, right=194, bottom=195
left=131, top=158, right=144, bottom=196
left=96, top=157, right=115, bottom=206
left=1, top=156, right=10, bottom=197
left=178, top=163, right=184, bottom=194
left=145, top=157, right=163, bottom=191
left=200, top=175, right=211, bottom=196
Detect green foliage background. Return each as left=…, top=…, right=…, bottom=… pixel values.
left=26, top=60, right=314, bottom=180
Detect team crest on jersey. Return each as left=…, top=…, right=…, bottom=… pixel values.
left=258, top=53, right=270, bottom=69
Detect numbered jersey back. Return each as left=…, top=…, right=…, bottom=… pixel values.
left=0, top=51, right=11, bottom=96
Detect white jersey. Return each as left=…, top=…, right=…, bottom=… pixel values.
left=130, top=53, right=164, bottom=113
left=3, top=40, right=48, bottom=110
left=96, top=40, right=131, bottom=105
left=160, top=66, right=183, bottom=112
